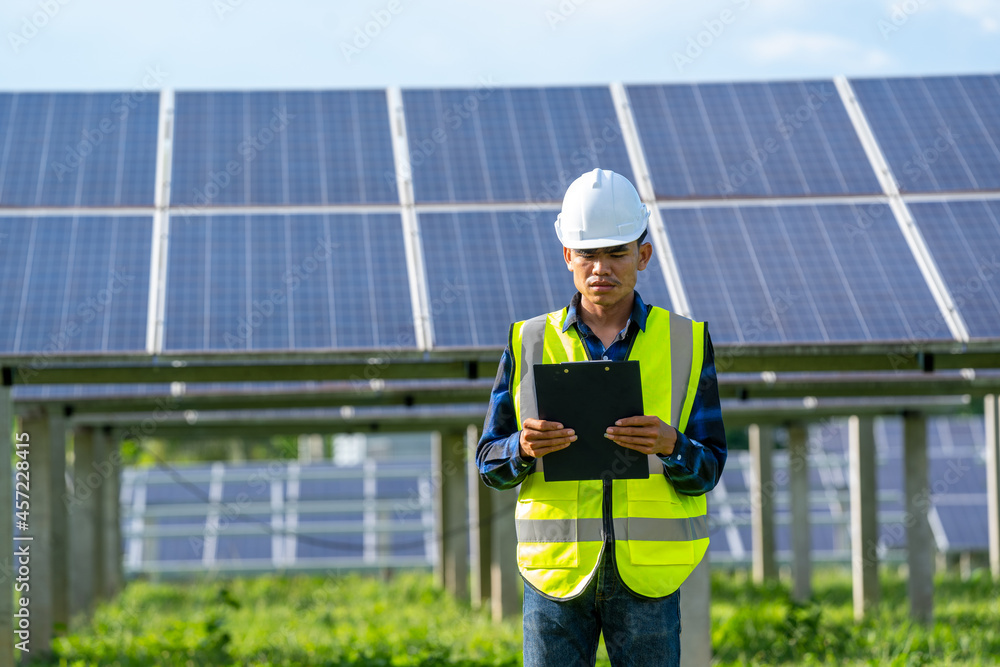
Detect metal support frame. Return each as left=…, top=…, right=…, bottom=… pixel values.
left=147, top=88, right=175, bottom=354
left=904, top=411, right=934, bottom=624
left=749, top=424, right=777, bottom=583
left=23, top=413, right=53, bottom=656
left=1, top=369, right=14, bottom=663
left=387, top=86, right=434, bottom=351
left=788, top=423, right=812, bottom=602
left=467, top=424, right=492, bottom=608
left=985, top=394, right=1000, bottom=580
left=101, top=429, right=124, bottom=599
left=49, top=407, right=70, bottom=634
left=490, top=487, right=519, bottom=621
left=849, top=415, right=880, bottom=620
left=434, top=428, right=469, bottom=601
left=69, top=426, right=100, bottom=619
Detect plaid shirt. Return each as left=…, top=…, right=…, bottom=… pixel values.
left=475, top=290, right=727, bottom=494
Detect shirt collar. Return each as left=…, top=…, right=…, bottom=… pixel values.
left=562, top=290, right=649, bottom=334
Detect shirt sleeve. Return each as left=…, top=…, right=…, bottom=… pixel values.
left=476, top=344, right=536, bottom=490
left=657, top=326, right=728, bottom=496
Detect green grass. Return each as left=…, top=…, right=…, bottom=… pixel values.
left=709, top=568, right=1000, bottom=666
left=36, top=567, right=1000, bottom=666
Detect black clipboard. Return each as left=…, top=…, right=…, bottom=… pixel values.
left=533, top=360, right=649, bottom=482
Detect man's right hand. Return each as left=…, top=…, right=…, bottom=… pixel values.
left=519, top=419, right=577, bottom=459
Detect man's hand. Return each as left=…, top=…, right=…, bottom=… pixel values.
left=604, top=415, right=677, bottom=457
left=519, top=418, right=577, bottom=459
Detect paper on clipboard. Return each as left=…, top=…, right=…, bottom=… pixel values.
left=532, top=360, right=649, bottom=482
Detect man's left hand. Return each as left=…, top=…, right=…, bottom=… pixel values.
left=605, top=415, right=677, bottom=457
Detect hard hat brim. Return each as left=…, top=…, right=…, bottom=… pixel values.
left=556, top=226, right=647, bottom=250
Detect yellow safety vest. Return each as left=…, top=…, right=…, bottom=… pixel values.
left=510, top=304, right=709, bottom=599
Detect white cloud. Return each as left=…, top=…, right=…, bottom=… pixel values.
left=748, top=31, right=893, bottom=69
left=883, top=0, right=1000, bottom=32
left=950, top=0, right=1000, bottom=31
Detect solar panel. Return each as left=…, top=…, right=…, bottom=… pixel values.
left=144, top=479, right=208, bottom=505
left=221, top=469, right=275, bottom=503
left=0, top=92, right=159, bottom=207
left=851, top=75, right=1000, bottom=193
left=170, top=91, right=397, bottom=207
left=935, top=505, right=989, bottom=551
left=419, top=209, right=673, bottom=347
left=662, top=204, right=945, bottom=344
left=297, top=534, right=363, bottom=558
left=0, top=216, right=151, bottom=354
left=387, top=535, right=428, bottom=558
left=627, top=81, right=880, bottom=198
left=157, top=536, right=206, bottom=562
left=216, top=535, right=271, bottom=561
left=907, top=200, right=1000, bottom=338
left=299, top=476, right=363, bottom=501
left=402, top=87, right=634, bottom=203
left=163, top=213, right=415, bottom=351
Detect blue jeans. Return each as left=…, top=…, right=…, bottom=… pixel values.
left=522, top=550, right=681, bottom=667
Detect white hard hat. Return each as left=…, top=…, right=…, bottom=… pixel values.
left=554, top=168, right=650, bottom=250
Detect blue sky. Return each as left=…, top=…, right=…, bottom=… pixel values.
left=1, top=0, right=998, bottom=91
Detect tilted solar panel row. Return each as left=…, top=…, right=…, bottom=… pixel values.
left=2, top=76, right=997, bottom=209
left=1, top=76, right=999, bottom=356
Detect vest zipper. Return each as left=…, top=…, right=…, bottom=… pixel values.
left=603, top=477, right=614, bottom=548
left=605, top=321, right=639, bottom=549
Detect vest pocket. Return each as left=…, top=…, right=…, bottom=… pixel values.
left=623, top=477, right=695, bottom=565
left=625, top=476, right=682, bottom=503
left=517, top=477, right=581, bottom=568
left=625, top=532, right=695, bottom=565
left=518, top=540, right=580, bottom=569
left=520, top=474, right=579, bottom=500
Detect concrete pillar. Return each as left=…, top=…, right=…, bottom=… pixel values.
left=69, top=426, right=100, bottom=619
left=1, top=368, right=14, bottom=664
left=986, top=395, right=1000, bottom=581
left=467, top=425, right=492, bottom=609
left=23, top=412, right=53, bottom=656
left=679, top=554, right=712, bottom=666
left=490, top=487, right=519, bottom=621
left=849, top=415, right=880, bottom=620
left=100, top=429, right=123, bottom=599
left=748, top=424, right=777, bottom=583
left=904, top=412, right=933, bottom=625
left=434, top=429, right=469, bottom=602
left=49, top=407, right=70, bottom=635
left=787, top=423, right=812, bottom=603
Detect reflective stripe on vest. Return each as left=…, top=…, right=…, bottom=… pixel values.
left=511, top=305, right=709, bottom=599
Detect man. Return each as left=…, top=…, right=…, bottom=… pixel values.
left=476, top=168, right=727, bottom=667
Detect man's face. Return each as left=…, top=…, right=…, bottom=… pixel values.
left=563, top=241, right=653, bottom=309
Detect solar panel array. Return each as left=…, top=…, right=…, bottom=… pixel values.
left=0, top=92, right=159, bottom=207
left=164, top=212, right=414, bottom=351
left=0, top=216, right=152, bottom=354
left=402, top=87, right=635, bottom=203
left=122, top=457, right=434, bottom=573
left=850, top=75, right=1000, bottom=194
left=171, top=91, right=397, bottom=207
left=663, top=204, right=943, bottom=343
left=708, top=415, right=990, bottom=563
left=2, top=74, right=999, bottom=358
left=118, top=414, right=989, bottom=574
left=627, top=81, right=880, bottom=198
